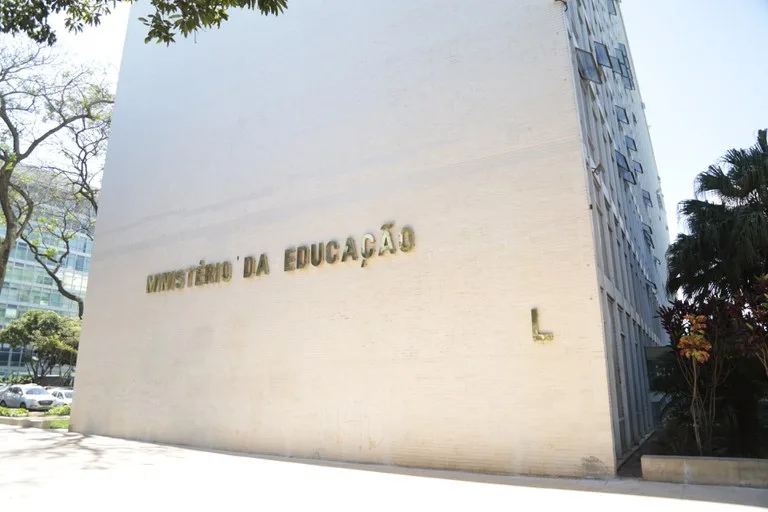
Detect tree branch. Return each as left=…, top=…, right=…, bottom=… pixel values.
left=10, top=182, right=34, bottom=236
left=0, top=94, right=21, bottom=158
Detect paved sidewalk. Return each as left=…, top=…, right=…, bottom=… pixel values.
left=0, top=426, right=766, bottom=511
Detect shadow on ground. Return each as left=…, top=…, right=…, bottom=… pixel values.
left=161, top=440, right=767, bottom=507
left=1, top=426, right=180, bottom=472
left=1, top=426, right=766, bottom=508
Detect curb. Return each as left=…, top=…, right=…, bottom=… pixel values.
left=0, top=415, right=69, bottom=429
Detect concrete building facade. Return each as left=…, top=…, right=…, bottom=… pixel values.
left=72, top=0, right=670, bottom=478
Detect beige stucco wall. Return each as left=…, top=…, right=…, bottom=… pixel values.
left=72, top=0, right=617, bottom=477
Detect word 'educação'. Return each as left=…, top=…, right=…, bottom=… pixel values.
left=146, top=223, right=415, bottom=294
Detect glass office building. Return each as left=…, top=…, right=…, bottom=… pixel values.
left=0, top=233, right=92, bottom=376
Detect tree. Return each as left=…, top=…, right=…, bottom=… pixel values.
left=0, top=309, right=80, bottom=382
left=0, top=0, right=288, bottom=46
left=735, top=275, right=768, bottom=380
left=50, top=112, right=108, bottom=216
left=18, top=171, right=95, bottom=319
left=0, top=41, right=112, bottom=293
left=659, top=299, right=736, bottom=456
left=667, top=129, right=768, bottom=298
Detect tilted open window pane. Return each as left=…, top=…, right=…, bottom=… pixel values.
left=618, top=61, right=630, bottom=78
left=608, top=0, right=617, bottom=15
left=616, top=150, right=630, bottom=171
left=623, top=75, right=635, bottom=90
left=642, top=190, right=653, bottom=207
left=642, top=222, right=653, bottom=235
left=594, top=42, right=612, bottom=68
left=625, top=136, right=637, bottom=151
left=620, top=169, right=636, bottom=185
left=643, top=231, right=655, bottom=249
left=615, top=150, right=636, bottom=184
left=610, top=56, right=622, bottom=74
left=575, top=48, right=602, bottom=84
left=633, top=160, right=644, bottom=174
left=616, top=106, right=630, bottom=124
left=618, top=43, right=628, bottom=60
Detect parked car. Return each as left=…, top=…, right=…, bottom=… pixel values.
left=0, top=384, right=56, bottom=411
left=49, top=388, right=74, bottom=407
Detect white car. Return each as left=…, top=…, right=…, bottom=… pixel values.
left=0, top=384, right=56, bottom=411
left=49, top=389, right=74, bottom=407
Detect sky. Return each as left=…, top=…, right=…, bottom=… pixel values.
left=622, top=0, right=768, bottom=238
left=50, top=1, right=768, bottom=240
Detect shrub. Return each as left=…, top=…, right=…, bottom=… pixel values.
left=0, top=406, right=29, bottom=417
left=0, top=375, right=33, bottom=385
left=44, top=405, right=71, bottom=416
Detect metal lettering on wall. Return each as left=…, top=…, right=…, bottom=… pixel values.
left=145, top=223, right=415, bottom=294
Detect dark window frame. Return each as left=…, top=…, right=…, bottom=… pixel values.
left=616, top=106, right=630, bottom=124
left=642, top=190, right=653, bottom=207
left=593, top=42, right=612, bottom=68
left=615, top=150, right=636, bottom=185
left=575, top=48, right=603, bottom=84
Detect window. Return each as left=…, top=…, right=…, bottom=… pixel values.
left=618, top=61, right=630, bottom=78
left=642, top=222, right=653, bottom=235
left=623, top=76, right=635, bottom=90
left=642, top=190, right=653, bottom=207
left=575, top=48, right=602, bottom=84
left=618, top=43, right=628, bottom=60
left=633, top=160, right=644, bottom=174
left=616, top=106, right=629, bottom=124
left=607, top=0, right=617, bottom=15
left=610, top=56, right=622, bottom=74
left=615, top=150, right=636, bottom=185
left=625, top=136, right=637, bottom=151
left=644, top=231, right=655, bottom=249
left=656, top=191, right=665, bottom=211
left=594, top=42, right=612, bottom=68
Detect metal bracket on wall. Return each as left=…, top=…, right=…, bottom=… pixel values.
left=532, top=308, right=554, bottom=343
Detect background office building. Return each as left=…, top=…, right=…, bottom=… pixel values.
left=0, top=191, right=92, bottom=378
left=73, top=0, right=671, bottom=477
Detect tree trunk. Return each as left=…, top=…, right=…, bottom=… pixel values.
left=0, top=175, right=17, bottom=291
left=51, top=274, right=84, bottom=318
left=0, top=230, right=12, bottom=292
left=690, top=362, right=704, bottom=456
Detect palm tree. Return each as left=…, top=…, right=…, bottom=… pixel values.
left=668, top=129, right=768, bottom=299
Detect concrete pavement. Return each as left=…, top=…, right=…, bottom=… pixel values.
left=0, top=425, right=766, bottom=511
